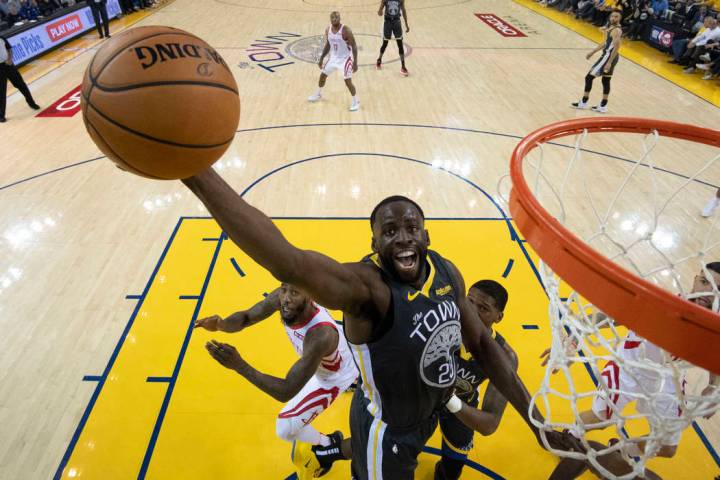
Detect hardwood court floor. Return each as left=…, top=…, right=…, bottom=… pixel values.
left=0, top=0, right=718, bottom=478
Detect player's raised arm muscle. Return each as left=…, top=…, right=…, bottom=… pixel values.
left=182, top=169, right=373, bottom=314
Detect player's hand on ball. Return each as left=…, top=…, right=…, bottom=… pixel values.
left=206, top=340, right=243, bottom=370
left=195, top=315, right=222, bottom=331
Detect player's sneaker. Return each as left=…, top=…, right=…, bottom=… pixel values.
left=591, top=105, right=608, bottom=113
left=291, top=440, right=323, bottom=480
left=349, top=100, right=360, bottom=112
left=400, top=66, right=409, bottom=76
left=570, top=100, right=588, bottom=109
left=376, top=58, right=382, bottom=70
left=311, top=431, right=345, bottom=477
left=308, top=93, right=321, bottom=102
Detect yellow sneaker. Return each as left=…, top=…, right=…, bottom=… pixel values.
left=291, top=440, right=326, bottom=480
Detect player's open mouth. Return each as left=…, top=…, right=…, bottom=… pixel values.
left=395, top=250, right=418, bottom=272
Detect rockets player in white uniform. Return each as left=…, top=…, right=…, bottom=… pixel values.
left=195, top=283, right=358, bottom=473
left=308, top=11, right=360, bottom=111
left=543, top=262, right=720, bottom=479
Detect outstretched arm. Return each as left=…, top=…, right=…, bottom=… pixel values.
left=205, top=325, right=337, bottom=402
left=195, top=288, right=281, bottom=333
left=446, top=260, right=580, bottom=452
left=377, top=0, right=384, bottom=16
left=182, top=169, right=373, bottom=316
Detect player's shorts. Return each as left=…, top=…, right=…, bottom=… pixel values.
left=589, top=53, right=619, bottom=77
left=438, top=395, right=478, bottom=458
left=278, top=371, right=356, bottom=425
left=383, top=17, right=403, bottom=40
left=591, top=360, right=685, bottom=446
left=349, top=388, right=438, bottom=480
left=322, top=55, right=354, bottom=79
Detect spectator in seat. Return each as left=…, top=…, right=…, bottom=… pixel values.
left=625, top=0, right=653, bottom=39
left=696, top=38, right=720, bottom=78
left=37, top=0, right=59, bottom=16
left=19, top=0, right=40, bottom=21
left=650, top=0, right=669, bottom=17
left=679, top=16, right=720, bottom=72
left=5, top=1, right=20, bottom=24
left=684, top=3, right=709, bottom=32
left=670, top=15, right=714, bottom=62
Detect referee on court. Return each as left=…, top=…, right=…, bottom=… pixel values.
left=0, top=35, right=40, bottom=123
left=375, top=0, right=410, bottom=76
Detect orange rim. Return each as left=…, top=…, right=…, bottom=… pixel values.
left=510, top=117, right=720, bottom=374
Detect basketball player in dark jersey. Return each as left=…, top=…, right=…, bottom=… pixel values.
left=376, top=0, right=409, bottom=76
left=180, top=168, right=581, bottom=479
left=435, top=280, right=518, bottom=480
left=571, top=9, right=622, bottom=114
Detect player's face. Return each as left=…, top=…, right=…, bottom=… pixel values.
left=371, top=201, right=429, bottom=285
left=279, top=283, right=310, bottom=324
left=690, top=269, right=720, bottom=310
left=330, top=12, right=340, bottom=27
left=609, top=12, right=621, bottom=25
left=467, top=288, right=503, bottom=329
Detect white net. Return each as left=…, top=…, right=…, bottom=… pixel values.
left=504, top=123, right=720, bottom=479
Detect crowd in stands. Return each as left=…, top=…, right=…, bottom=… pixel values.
left=0, top=0, right=155, bottom=32
left=539, top=0, right=720, bottom=82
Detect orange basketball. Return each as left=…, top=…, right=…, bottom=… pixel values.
left=81, top=26, right=240, bottom=180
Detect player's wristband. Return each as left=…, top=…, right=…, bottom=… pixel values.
left=445, top=395, right=462, bottom=414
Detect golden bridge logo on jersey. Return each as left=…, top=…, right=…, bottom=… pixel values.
left=435, top=284, right=452, bottom=296
left=410, top=300, right=462, bottom=388
left=133, top=43, right=229, bottom=72
left=285, top=33, right=412, bottom=68
left=475, top=13, right=527, bottom=38
left=243, top=32, right=302, bottom=73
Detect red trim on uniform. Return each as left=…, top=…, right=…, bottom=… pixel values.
left=287, top=305, right=321, bottom=330
left=278, top=386, right=340, bottom=418
left=623, top=340, right=642, bottom=349
left=344, top=56, right=353, bottom=76
left=321, top=355, right=343, bottom=372
left=600, top=360, right=621, bottom=419
left=307, top=321, right=337, bottom=333
left=279, top=399, right=331, bottom=419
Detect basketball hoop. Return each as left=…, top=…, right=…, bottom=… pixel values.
left=508, top=117, right=720, bottom=479
left=510, top=117, right=720, bottom=374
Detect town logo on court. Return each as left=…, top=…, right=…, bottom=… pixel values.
left=285, top=34, right=412, bottom=67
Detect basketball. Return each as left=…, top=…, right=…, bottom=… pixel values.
left=80, top=26, right=240, bottom=180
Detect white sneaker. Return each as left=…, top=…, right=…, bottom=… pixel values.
left=308, top=93, right=321, bottom=102
left=591, top=105, right=608, bottom=113
left=349, top=101, right=360, bottom=112
left=700, top=53, right=711, bottom=62
left=697, top=63, right=711, bottom=71
left=571, top=100, right=588, bottom=109
left=702, top=72, right=714, bottom=80
left=702, top=197, right=719, bottom=217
